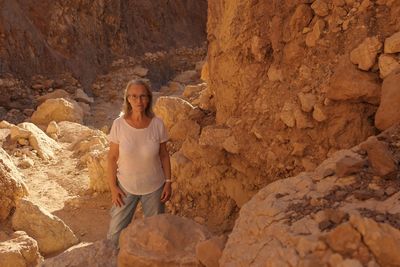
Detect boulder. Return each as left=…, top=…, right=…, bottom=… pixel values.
left=219, top=125, right=400, bottom=266
left=360, top=136, right=397, bottom=176
left=298, top=92, right=317, bottom=113
left=375, top=70, right=400, bottom=130
left=0, top=231, right=43, bottom=267
left=384, top=31, right=400, bottom=53
left=75, top=88, right=94, bottom=104
left=311, top=0, right=330, bottom=16
left=31, top=98, right=84, bottom=126
left=41, top=240, right=117, bottom=267
left=350, top=215, right=400, bottom=267
left=350, top=36, right=382, bottom=71
left=118, top=214, right=211, bottom=267
left=36, top=89, right=70, bottom=104
left=57, top=121, right=98, bottom=143
left=153, top=96, right=194, bottom=131
left=12, top=198, right=79, bottom=255
left=327, top=58, right=381, bottom=104
left=0, top=120, right=14, bottom=129
left=0, top=148, right=28, bottom=221
left=196, top=235, right=227, bottom=267
left=19, top=122, right=61, bottom=160
left=46, top=120, right=60, bottom=138
left=378, top=54, right=400, bottom=79
left=305, top=19, right=325, bottom=47
left=87, top=149, right=109, bottom=192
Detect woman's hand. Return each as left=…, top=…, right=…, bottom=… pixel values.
left=160, top=182, right=172, bottom=203
left=111, top=185, right=126, bottom=207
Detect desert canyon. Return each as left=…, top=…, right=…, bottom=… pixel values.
left=1, top=0, right=400, bottom=266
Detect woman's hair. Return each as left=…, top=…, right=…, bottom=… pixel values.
left=122, top=79, right=154, bottom=117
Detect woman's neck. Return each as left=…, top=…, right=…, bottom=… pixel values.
left=129, top=111, right=147, bottom=122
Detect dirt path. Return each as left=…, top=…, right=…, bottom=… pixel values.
left=16, top=142, right=112, bottom=243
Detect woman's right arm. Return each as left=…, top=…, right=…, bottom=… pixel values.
left=107, top=142, right=126, bottom=207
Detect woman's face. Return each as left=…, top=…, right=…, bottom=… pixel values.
left=126, top=84, right=150, bottom=113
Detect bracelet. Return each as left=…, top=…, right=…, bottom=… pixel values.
left=165, top=179, right=172, bottom=183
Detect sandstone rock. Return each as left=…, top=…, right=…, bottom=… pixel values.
left=18, top=156, right=34, bottom=169
left=87, top=149, right=109, bottom=192
left=31, top=98, right=84, bottom=126
left=173, top=70, right=199, bottom=84
left=19, top=122, right=61, bottom=160
left=222, top=179, right=253, bottom=207
left=327, top=58, right=380, bottom=104
left=312, top=104, right=327, bottom=122
left=183, top=83, right=207, bottom=99
left=12, top=198, right=79, bottom=255
left=46, top=120, right=60, bottom=137
left=201, top=61, right=209, bottom=82
left=41, top=240, right=117, bottom=267
left=169, top=119, right=201, bottom=142
left=350, top=215, right=400, bottom=267
left=132, top=66, right=149, bottom=77
left=384, top=31, right=400, bottom=53
left=220, top=124, right=400, bottom=266
left=360, top=136, right=396, bottom=176
left=288, top=4, right=313, bottom=39
left=294, top=108, right=313, bottom=129
left=306, top=20, right=325, bottom=48
left=312, top=0, right=330, bottom=16
left=378, top=54, right=400, bottom=79
left=375, top=70, right=400, bottom=130
left=198, top=87, right=215, bottom=111
left=223, top=136, right=240, bottom=154
left=0, top=231, right=43, bottom=267
left=199, top=126, right=231, bottom=149
left=36, top=89, right=70, bottom=104
left=75, top=88, right=94, bottom=104
left=57, top=121, right=98, bottom=143
left=153, top=96, right=194, bottom=131
left=0, top=120, right=14, bottom=129
left=10, top=125, right=31, bottom=141
left=196, top=235, right=227, bottom=267
left=333, top=0, right=346, bottom=6
left=291, top=142, right=307, bottom=157
left=325, top=222, right=361, bottom=253
left=0, top=148, right=28, bottom=221
left=118, top=214, right=211, bottom=267
left=335, top=154, right=367, bottom=177
left=280, top=102, right=296, bottom=127
left=350, top=36, right=382, bottom=71
left=267, top=65, right=283, bottom=82
left=298, top=92, right=317, bottom=113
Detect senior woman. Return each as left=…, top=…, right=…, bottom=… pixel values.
left=106, top=79, right=172, bottom=247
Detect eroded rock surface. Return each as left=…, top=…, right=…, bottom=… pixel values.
left=118, top=214, right=211, bottom=267
left=220, top=124, right=400, bottom=267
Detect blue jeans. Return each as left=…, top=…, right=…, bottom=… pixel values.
left=107, top=183, right=165, bottom=247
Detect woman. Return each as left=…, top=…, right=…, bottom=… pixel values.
left=106, top=79, right=172, bottom=247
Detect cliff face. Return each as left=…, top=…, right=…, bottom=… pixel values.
left=206, top=0, right=400, bottom=191
left=0, top=0, right=207, bottom=88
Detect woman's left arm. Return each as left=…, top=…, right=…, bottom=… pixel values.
left=159, top=142, right=172, bottom=202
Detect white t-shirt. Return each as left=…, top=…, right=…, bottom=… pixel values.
left=108, top=116, right=169, bottom=195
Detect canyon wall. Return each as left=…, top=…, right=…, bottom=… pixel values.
left=206, top=0, right=399, bottom=195
left=0, top=0, right=207, bottom=88
left=165, top=0, right=400, bottom=232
